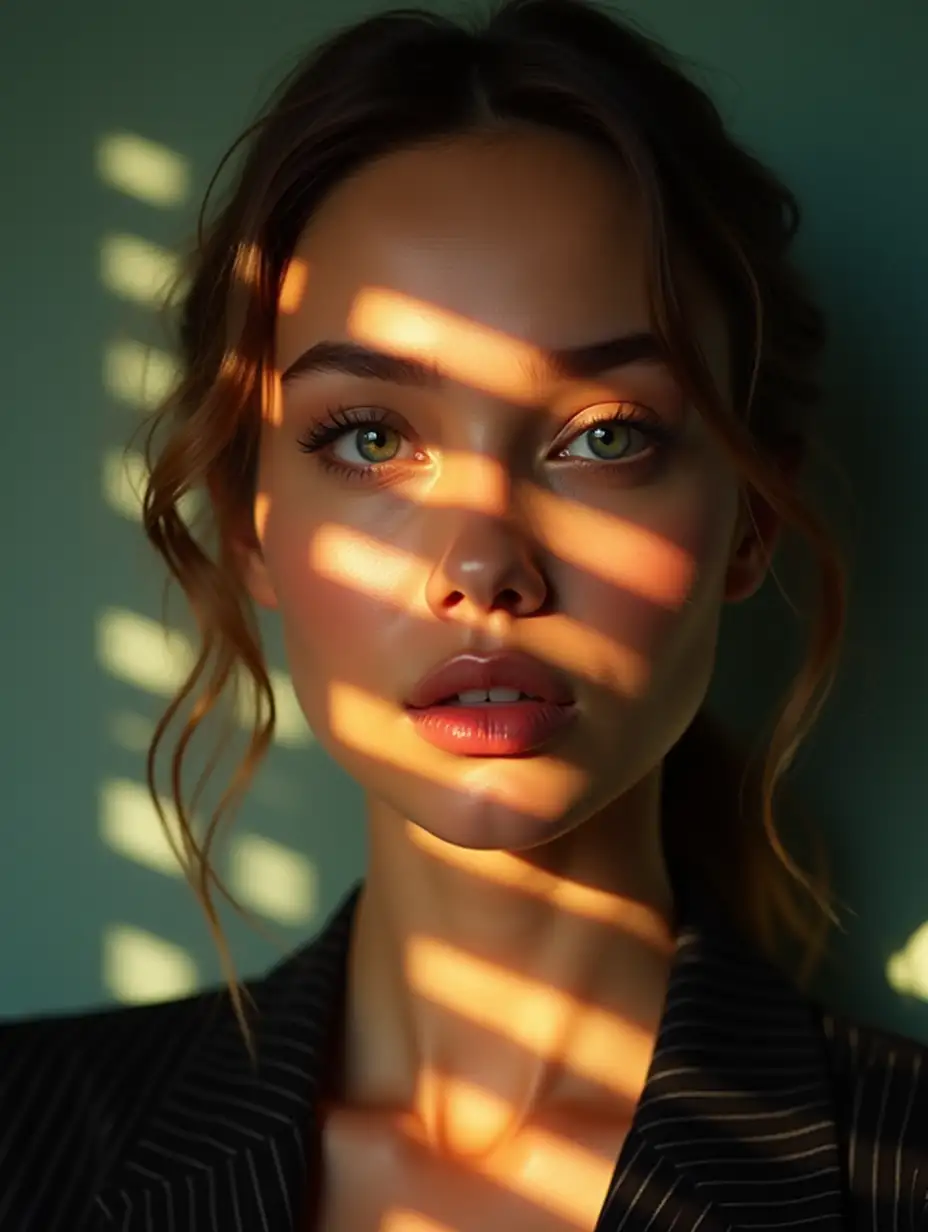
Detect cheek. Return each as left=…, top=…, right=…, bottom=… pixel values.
left=575, top=489, right=737, bottom=725
left=639, top=472, right=739, bottom=689
left=565, top=468, right=737, bottom=652
left=261, top=514, right=430, bottom=718
left=255, top=436, right=434, bottom=714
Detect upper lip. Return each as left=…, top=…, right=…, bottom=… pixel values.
left=405, top=650, right=575, bottom=709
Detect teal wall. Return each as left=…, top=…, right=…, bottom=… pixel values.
left=1, top=0, right=926, bottom=1039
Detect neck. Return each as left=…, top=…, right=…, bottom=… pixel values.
left=341, top=768, right=677, bottom=1161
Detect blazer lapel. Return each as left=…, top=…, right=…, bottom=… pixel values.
left=596, top=1131, right=734, bottom=1232
left=93, top=884, right=361, bottom=1231
left=613, top=911, right=846, bottom=1232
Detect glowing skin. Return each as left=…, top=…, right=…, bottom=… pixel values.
left=241, top=125, right=776, bottom=1218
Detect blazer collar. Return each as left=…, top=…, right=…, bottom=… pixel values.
left=95, top=881, right=845, bottom=1232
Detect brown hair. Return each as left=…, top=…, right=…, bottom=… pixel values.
left=141, top=0, right=844, bottom=1053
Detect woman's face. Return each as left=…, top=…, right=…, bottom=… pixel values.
left=245, top=125, right=767, bottom=852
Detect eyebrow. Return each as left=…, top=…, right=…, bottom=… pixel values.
left=279, top=331, right=665, bottom=388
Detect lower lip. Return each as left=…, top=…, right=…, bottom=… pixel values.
left=405, top=700, right=577, bottom=756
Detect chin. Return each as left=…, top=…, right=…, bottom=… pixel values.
left=412, top=804, right=583, bottom=854
left=372, top=756, right=607, bottom=855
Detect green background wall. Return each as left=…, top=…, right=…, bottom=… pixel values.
left=1, top=0, right=926, bottom=1039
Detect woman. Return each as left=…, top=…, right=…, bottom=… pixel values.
left=1, top=0, right=925, bottom=1228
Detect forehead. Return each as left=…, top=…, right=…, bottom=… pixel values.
left=275, top=126, right=723, bottom=378
left=279, top=130, right=646, bottom=356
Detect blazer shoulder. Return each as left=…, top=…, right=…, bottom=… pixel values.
left=0, top=991, right=223, bottom=1174
left=821, top=1005, right=928, bottom=1176
left=0, top=892, right=355, bottom=1228
left=0, top=984, right=230, bottom=1112
left=822, top=1005, right=928, bottom=1078
left=0, top=983, right=223, bottom=1063
left=0, top=909, right=347, bottom=1155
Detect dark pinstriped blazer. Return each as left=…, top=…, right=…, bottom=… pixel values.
left=2, top=880, right=927, bottom=1232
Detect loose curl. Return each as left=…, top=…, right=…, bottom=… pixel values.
left=141, top=0, right=845, bottom=1057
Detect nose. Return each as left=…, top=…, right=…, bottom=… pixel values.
left=424, top=510, right=550, bottom=623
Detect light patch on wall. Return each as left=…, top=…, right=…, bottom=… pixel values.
left=271, top=670, right=314, bottom=746
left=96, top=132, right=190, bottom=208
left=110, top=711, right=155, bottom=753
left=104, top=339, right=180, bottom=410
left=100, top=448, right=199, bottom=524
left=228, top=833, right=317, bottom=926
left=100, top=234, right=183, bottom=307
left=99, top=777, right=189, bottom=878
left=887, top=923, right=928, bottom=1000
left=103, top=924, right=199, bottom=1004
left=102, top=447, right=147, bottom=520
left=97, top=607, right=194, bottom=696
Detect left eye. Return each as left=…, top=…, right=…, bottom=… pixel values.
left=559, top=421, right=649, bottom=462
left=332, top=424, right=405, bottom=465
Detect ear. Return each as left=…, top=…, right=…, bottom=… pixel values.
left=724, top=441, right=801, bottom=604
left=723, top=492, right=780, bottom=603
left=239, top=540, right=279, bottom=610
left=222, top=485, right=279, bottom=610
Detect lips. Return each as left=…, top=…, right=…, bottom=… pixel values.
left=405, top=650, right=574, bottom=710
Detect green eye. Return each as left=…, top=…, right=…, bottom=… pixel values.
left=352, top=425, right=401, bottom=463
left=581, top=423, right=634, bottom=460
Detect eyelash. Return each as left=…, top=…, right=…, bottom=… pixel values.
left=295, top=401, right=676, bottom=481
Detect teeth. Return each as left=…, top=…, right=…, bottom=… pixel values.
left=455, top=687, right=526, bottom=704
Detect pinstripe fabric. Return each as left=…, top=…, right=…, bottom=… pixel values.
left=1, top=881, right=927, bottom=1231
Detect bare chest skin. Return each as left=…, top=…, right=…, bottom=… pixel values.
left=315, top=1104, right=630, bottom=1232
